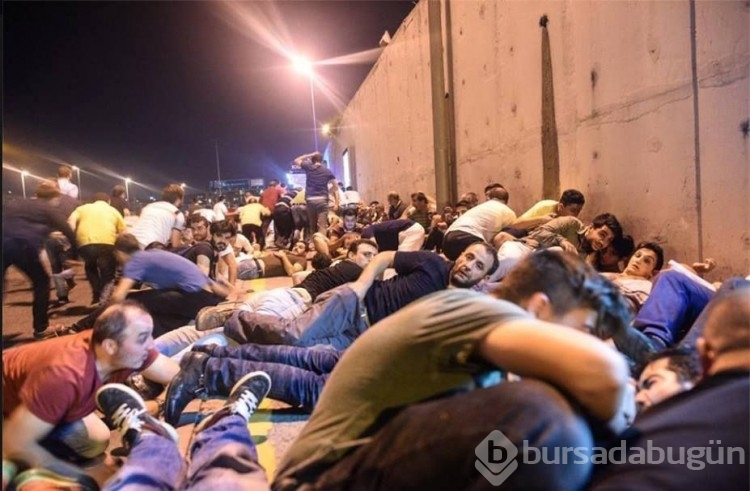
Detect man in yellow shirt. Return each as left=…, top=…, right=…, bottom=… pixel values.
left=68, top=192, right=126, bottom=304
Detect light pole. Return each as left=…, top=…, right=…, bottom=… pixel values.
left=293, top=56, right=319, bottom=151
left=72, top=165, right=81, bottom=198
left=124, top=177, right=132, bottom=201
left=21, top=170, right=28, bottom=199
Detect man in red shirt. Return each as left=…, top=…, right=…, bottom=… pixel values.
left=2, top=301, right=179, bottom=485
left=260, top=179, right=284, bottom=248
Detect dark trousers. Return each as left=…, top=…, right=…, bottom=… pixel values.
left=311, top=380, right=594, bottom=491
left=292, top=205, right=308, bottom=242
left=79, top=244, right=117, bottom=303
left=4, top=238, right=50, bottom=333
left=241, top=224, right=263, bottom=246
left=202, top=344, right=342, bottom=412
left=442, top=230, right=483, bottom=261
left=74, top=288, right=224, bottom=338
left=422, top=228, right=445, bottom=252
left=273, top=205, right=295, bottom=249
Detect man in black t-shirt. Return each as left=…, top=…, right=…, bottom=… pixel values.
left=223, top=243, right=499, bottom=350
left=179, top=216, right=237, bottom=285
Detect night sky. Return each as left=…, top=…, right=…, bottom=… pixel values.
left=3, top=1, right=416, bottom=200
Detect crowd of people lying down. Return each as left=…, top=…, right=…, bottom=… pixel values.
left=3, top=159, right=748, bottom=490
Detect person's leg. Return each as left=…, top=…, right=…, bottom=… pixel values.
left=40, top=414, right=110, bottom=462
left=96, top=244, right=118, bottom=303
left=245, top=288, right=309, bottom=319
left=311, top=380, right=593, bottom=491
left=78, top=245, right=102, bottom=303
left=311, top=233, right=330, bottom=256
left=397, top=223, right=426, bottom=251
left=12, top=240, right=52, bottom=334
left=130, top=289, right=223, bottom=338
left=678, top=277, right=750, bottom=349
left=422, top=227, right=445, bottom=252
left=200, top=343, right=342, bottom=374
left=155, top=324, right=223, bottom=358
left=634, top=270, right=715, bottom=348
left=182, top=373, right=271, bottom=491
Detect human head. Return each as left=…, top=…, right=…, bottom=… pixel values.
left=623, top=241, right=664, bottom=279
left=114, top=233, right=141, bottom=263
left=217, top=195, right=225, bottom=203
left=291, top=241, right=308, bottom=256
left=449, top=242, right=499, bottom=289
left=58, top=165, right=73, bottom=179
left=310, top=152, right=323, bottom=164
left=92, top=192, right=110, bottom=203
left=189, top=215, right=210, bottom=242
left=267, top=179, right=279, bottom=188
left=162, top=184, right=185, bottom=206
left=112, top=184, right=127, bottom=198
left=454, top=200, right=470, bottom=216
left=595, top=235, right=635, bottom=273
left=342, top=208, right=358, bottom=230
left=582, top=213, right=623, bottom=253
left=35, top=179, right=61, bottom=200
left=696, top=289, right=750, bottom=376
left=494, top=250, right=632, bottom=337
left=346, top=239, right=379, bottom=269
left=209, top=220, right=235, bottom=252
left=410, top=192, right=429, bottom=212
left=557, top=189, right=586, bottom=217
left=459, top=192, right=479, bottom=208
left=484, top=183, right=506, bottom=201
left=92, top=301, right=155, bottom=370
left=387, top=192, right=400, bottom=206
left=485, top=185, right=509, bottom=204
left=635, top=348, right=701, bottom=413
left=311, top=252, right=333, bottom=271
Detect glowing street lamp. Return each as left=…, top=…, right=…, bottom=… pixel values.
left=124, top=177, right=132, bottom=201
left=321, top=123, right=331, bottom=137
left=292, top=55, right=319, bottom=151
left=71, top=165, right=81, bottom=198
left=21, top=170, right=29, bottom=199
left=180, top=183, right=186, bottom=189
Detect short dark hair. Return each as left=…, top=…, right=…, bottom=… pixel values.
left=484, top=183, right=504, bottom=194
left=495, top=250, right=632, bottom=339
left=310, top=152, right=323, bottom=164
left=209, top=220, right=235, bottom=237
left=217, top=195, right=225, bottom=201
left=559, top=189, right=585, bottom=207
left=35, top=179, right=61, bottom=199
left=342, top=207, right=358, bottom=218
left=591, top=213, right=623, bottom=240
left=611, top=235, right=636, bottom=259
left=410, top=192, right=428, bottom=203
left=112, top=184, right=127, bottom=198
left=91, top=300, right=149, bottom=346
left=189, top=214, right=210, bottom=228
left=58, top=165, right=73, bottom=179
left=349, top=238, right=378, bottom=255
left=642, top=347, right=702, bottom=384
left=634, top=241, right=665, bottom=272
left=311, top=252, right=333, bottom=271
left=162, top=184, right=185, bottom=204
left=114, top=233, right=141, bottom=254
left=93, top=192, right=110, bottom=203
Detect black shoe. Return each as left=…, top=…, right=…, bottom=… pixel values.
left=95, top=384, right=177, bottom=450
left=164, top=351, right=210, bottom=426
left=195, top=371, right=271, bottom=433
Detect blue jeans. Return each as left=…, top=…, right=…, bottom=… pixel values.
left=104, top=415, right=268, bottom=491
left=634, top=270, right=715, bottom=348
left=204, top=345, right=342, bottom=412
left=224, top=285, right=366, bottom=350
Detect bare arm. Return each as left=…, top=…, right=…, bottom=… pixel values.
left=169, top=228, right=183, bottom=250
left=348, top=251, right=397, bottom=299
left=510, top=213, right=554, bottom=231
left=478, top=319, right=630, bottom=422
left=3, top=406, right=87, bottom=479
left=221, top=252, right=238, bottom=284
left=195, top=254, right=211, bottom=277
left=110, top=277, right=136, bottom=303
left=141, top=354, right=180, bottom=385
left=293, top=151, right=319, bottom=168
left=272, top=251, right=304, bottom=277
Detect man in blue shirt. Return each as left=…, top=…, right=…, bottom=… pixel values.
left=293, top=151, right=339, bottom=238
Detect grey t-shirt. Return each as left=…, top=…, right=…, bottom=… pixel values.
left=273, top=289, right=530, bottom=489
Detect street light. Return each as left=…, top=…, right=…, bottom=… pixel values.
left=71, top=165, right=81, bottom=198
left=124, top=177, right=132, bottom=201
left=292, top=55, right=319, bottom=151
left=21, top=170, right=28, bottom=199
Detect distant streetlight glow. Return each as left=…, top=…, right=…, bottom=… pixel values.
left=291, top=55, right=319, bottom=151
left=71, top=165, right=81, bottom=198
left=322, top=123, right=331, bottom=136
left=180, top=182, right=186, bottom=189
left=21, top=170, right=29, bottom=199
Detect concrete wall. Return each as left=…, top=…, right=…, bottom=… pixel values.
left=327, top=0, right=749, bottom=277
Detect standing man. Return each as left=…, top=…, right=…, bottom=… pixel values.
left=68, top=192, right=126, bottom=305
left=293, top=152, right=339, bottom=239
left=260, top=179, right=284, bottom=247
left=3, top=180, right=78, bottom=339
left=212, top=195, right=228, bottom=222
left=56, top=165, right=79, bottom=199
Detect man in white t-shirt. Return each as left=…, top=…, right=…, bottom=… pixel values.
left=57, top=165, right=79, bottom=199
left=213, top=195, right=228, bottom=222
left=130, top=184, right=185, bottom=250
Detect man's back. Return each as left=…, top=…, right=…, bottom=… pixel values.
left=299, top=261, right=363, bottom=302
left=447, top=199, right=517, bottom=242
left=131, top=201, right=184, bottom=249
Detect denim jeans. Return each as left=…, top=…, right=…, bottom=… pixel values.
left=224, top=285, right=366, bottom=350
left=104, top=415, right=269, bottom=491
left=633, top=270, right=715, bottom=348
left=306, top=380, right=593, bottom=491
left=204, top=345, right=342, bottom=412
left=155, top=325, right=230, bottom=363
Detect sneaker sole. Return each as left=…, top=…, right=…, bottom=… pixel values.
left=96, top=384, right=179, bottom=444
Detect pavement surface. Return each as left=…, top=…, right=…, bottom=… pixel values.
left=3, top=263, right=308, bottom=487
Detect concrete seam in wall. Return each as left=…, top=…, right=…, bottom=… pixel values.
left=689, top=0, right=704, bottom=259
